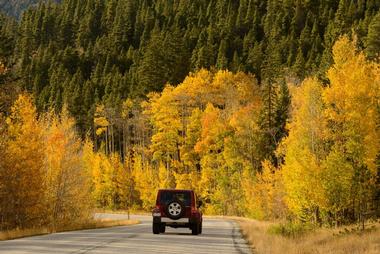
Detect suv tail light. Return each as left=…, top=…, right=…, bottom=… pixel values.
left=152, top=207, right=161, bottom=217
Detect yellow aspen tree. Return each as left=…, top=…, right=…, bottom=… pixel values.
left=110, top=153, right=130, bottom=209
left=0, top=114, right=9, bottom=229
left=132, top=154, right=157, bottom=209
left=114, top=156, right=130, bottom=209
left=172, top=69, right=213, bottom=107
left=101, top=153, right=116, bottom=208
left=140, top=69, right=263, bottom=214
left=94, top=104, right=109, bottom=136
left=43, top=108, right=92, bottom=229
left=281, top=78, right=327, bottom=222
left=4, top=94, right=46, bottom=228
left=227, top=105, right=263, bottom=216
left=174, top=108, right=202, bottom=191
left=82, top=139, right=110, bottom=209
left=145, top=88, right=182, bottom=170
left=158, top=162, right=174, bottom=189
left=195, top=104, right=227, bottom=214
left=90, top=152, right=106, bottom=207
left=241, top=165, right=260, bottom=218
left=121, top=99, right=134, bottom=158
left=182, top=108, right=202, bottom=166
left=94, top=104, right=111, bottom=154
left=43, top=112, right=66, bottom=229
left=122, top=156, right=136, bottom=210
left=322, top=36, right=380, bottom=225
left=229, top=103, right=263, bottom=172
left=173, top=69, right=257, bottom=110
left=173, top=171, right=191, bottom=189
left=248, top=160, right=286, bottom=220
left=82, top=138, right=101, bottom=206
left=174, top=158, right=198, bottom=190
left=215, top=136, right=244, bottom=216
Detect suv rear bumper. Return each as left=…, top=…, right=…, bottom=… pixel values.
left=161, top=217, right=189, bottom=223
left=153, top=216, right=200, bottom=227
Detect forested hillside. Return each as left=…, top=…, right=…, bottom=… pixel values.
left=0, top=0, right=38, bottom=18
left=0, top=0, right=378, bottom=135
left=1, top=38, right=379, bottom=230
left=0, top=0, right=379, bottom=231
left=0, top=0, right=60, bottom=18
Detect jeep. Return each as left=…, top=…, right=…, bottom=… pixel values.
left=152, top=189, right=203, bottom=235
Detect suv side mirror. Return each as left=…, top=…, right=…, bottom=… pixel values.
left=197, top=200, right=203, bottom=208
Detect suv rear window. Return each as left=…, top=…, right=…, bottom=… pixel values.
left=159, top=191, right=191, bottom=206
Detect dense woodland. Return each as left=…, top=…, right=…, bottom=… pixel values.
left=0, top=0, right=379, bottom=231
left=0, top=0, right=58, bottom=19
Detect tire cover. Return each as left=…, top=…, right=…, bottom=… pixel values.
left=165, top=200, right=185, bottom=220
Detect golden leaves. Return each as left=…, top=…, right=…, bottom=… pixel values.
left=281, top=36, right=380, bottom=221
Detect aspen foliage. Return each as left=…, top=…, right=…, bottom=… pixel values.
left=83, top=38, right=379, bottom=224
left=145, top=88, right=182, bottom=166
left=280, top=78, right=327, bottom=222
left=132, top=154, right=157, bottom=210
left=196, top=104, right=228, bottom=214
left=113, top=154, right=131, bottom=210
left=158, top=162, right=174, bottom=189
left=0, top=96, right=93, bottom=230
left=84, top=149, right=134, bottom=209
left=94, top=104, right=110, bottom=136
left=43, top=108, right=92, bottom=229
left=245, top=160, right=286, bottom=220
left=0, top=114, right=7, bottom=223
left=280, top=36, right=380, bottom=224
left=2, top=94, right=46, bottom=229
left=1, top=35, right=379, bottom=229
left=322, top=36, right=380, bottom=224
left=143, top=70, right=263, bottom=214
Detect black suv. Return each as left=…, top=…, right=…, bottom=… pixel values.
left=152, top=189, right=203, bottom=235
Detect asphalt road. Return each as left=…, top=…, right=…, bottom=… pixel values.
left=0, top=214, right=251, bottom=254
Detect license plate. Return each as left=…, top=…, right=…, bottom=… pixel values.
left=153, top=213, right=161, bottom=217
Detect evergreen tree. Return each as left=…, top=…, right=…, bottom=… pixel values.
left=366, top=12, right=380, bottom=60
left=216, top=39, right=228, bottom=70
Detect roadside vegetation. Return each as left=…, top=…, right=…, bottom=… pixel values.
left=0, top=36, right=379, bottom=236
left=0, top=0, right=379, bottom=246
left=0, top=96, right=139, bottom=239
left=0, top=218, right=139, bottom=241
left=237, top=218, right=380, bottom=254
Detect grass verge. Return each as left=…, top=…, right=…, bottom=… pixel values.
left=94, top=208, right=150, bottom=216
left=233, top=217, right=380, bottom=254
left=0, top=218, right=139, bottom=241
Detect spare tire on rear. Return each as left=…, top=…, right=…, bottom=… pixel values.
left=165, top=200, right=185, bottom=220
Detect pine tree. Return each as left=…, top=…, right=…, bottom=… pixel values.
left=216, top=39, right=228, bottom=70
left=293, top=46, right=306, bottom=78
left=366, top=12, right=380, bottom=60
left=137, top=34, right=168, bottom=94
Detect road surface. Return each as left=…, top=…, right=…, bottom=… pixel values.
left=0, top=214, right=251, bottom=254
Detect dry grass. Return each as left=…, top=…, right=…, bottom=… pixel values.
left=0, top=218, right=139, bottom=241
left=0, top=228, right=50, bottom=241
left=233, top=217, right=380, bottom=254
left=94, top=208, right=150, bottom=215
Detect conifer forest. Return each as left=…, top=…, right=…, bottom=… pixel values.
left=0, top=0, right=379, bottom=231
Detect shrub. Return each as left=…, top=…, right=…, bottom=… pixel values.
left=268, top=222, right=315, bottom=238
